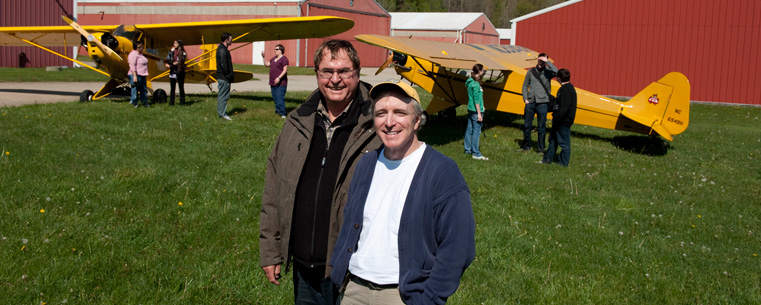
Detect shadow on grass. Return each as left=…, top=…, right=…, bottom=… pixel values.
left=0, top=88, right=80, bottom=96
left=611, top=135, right=670, bottom=156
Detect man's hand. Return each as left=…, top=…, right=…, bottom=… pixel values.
left=262, top=264, right=282, bottom=285
left=525, top=99, right=530, bottom=104
left=538, top=55, right=549, bottom=62
left=261, top=50, right=266, bottom=57
left=477, top=113, right=483, bottom=122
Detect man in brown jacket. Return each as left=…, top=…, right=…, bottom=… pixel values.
left=259, top=39, right=382, bottom=305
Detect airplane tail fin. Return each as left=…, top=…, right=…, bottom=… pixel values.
left=620, top=72, right=690, bottom=141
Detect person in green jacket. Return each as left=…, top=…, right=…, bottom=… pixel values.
left=464, top=63, right=488, bottom=160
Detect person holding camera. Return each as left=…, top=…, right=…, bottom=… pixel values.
left=520, top=53, right=557, bottom=153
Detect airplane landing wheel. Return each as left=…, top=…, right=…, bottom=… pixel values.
left=153, top=89, right=167, bottom=104
left=80, top=90, right=94, bottom=102
left=438, top=107, right=457, bottom=119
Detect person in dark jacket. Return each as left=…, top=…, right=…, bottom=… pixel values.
left=259, top=39, right=382, bottom=305
left=331, top=80, right=476, bottom=305
left=216, top=33, right=233, bottom=120
left=165, top=39, right=187, bottom=106
left=542, top=68, right=577, bottom=166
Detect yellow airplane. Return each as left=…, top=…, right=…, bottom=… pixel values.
left=0, top=16, right=354, bottom=102
left=357, top=35, right=690, bottom=141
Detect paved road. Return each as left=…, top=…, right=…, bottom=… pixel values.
left=0, top=68, right=400, bottom=107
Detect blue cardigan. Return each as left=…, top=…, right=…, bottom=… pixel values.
left=330, top=146, right=476, bottom=305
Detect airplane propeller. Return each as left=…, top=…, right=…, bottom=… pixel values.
left=374, top=54, right=394, bottom=75
left=61, top=16, right=123, bottom=62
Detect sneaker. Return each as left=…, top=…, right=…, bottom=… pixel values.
left=134, top=104, right=139, bottom=108
left=281, top=115, right=286, bottom=119
left=221, top=115, right=232, bottom=121
left=472, top=155, right=489, bottom=160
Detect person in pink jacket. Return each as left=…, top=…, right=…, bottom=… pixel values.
left=128, top=42, right=150, bottom=108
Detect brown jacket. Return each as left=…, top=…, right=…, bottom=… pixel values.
left=259, top=81, right=382, bottom=277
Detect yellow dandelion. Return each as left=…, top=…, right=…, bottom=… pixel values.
left=754, top=253, right=758, bottom=257
left=21, top=245, right=25, bottom=251
left=72, top=248, right=76, bottom=252
left=40, top=209, right=45, bottom=213
left=178, top=202, right=183, bottom=206
left=2, top=112, right=5, bottom=115
left=48, top=113, right=52, bottom=117
left=25, top=116, right=28, bottom=118
left=5, top=151, right=8, bottom=156
left=697, top=215, right=701, bottom=218
left=692, top=224, right=695, bottom=228
left=494, top=135, right=497, bottom=138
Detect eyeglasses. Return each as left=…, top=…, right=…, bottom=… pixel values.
left=316, top=68, right=357, bottom=79
left=274, top=48, right=281, bottom=51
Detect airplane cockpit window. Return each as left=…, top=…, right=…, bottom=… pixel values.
left=114, top=25, right=143, bottom=45
left=482, top=70, right=507, bottom=84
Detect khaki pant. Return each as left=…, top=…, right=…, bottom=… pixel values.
left=340, top=277, right=405, bottom=305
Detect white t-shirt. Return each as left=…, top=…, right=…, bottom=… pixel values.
left=348, top=143, right=426, bottom=284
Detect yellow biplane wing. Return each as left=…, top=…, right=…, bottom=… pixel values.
left=135, top=16, right=353, bottom=46
left=356, top=34, right=545, bottom=72
left=0, top=25, right=115, bottom=47
left=0, top=17, right=353, bottom=47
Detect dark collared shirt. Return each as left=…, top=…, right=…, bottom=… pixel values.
left=316, top=99, right=354, bottom=147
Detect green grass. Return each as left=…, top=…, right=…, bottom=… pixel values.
left=0, top=67, right=110, bottom=82
left=1, top=91, right=760, bottom=304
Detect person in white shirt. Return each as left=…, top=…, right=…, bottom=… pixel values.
left=331, top=80, right=476, bottom=305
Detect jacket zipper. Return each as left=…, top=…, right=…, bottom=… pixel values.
left=308, top=147, right=329, bottom=267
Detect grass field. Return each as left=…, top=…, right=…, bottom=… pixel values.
left=1, top=90, right=759, bottom=304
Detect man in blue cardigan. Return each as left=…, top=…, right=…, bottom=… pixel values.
left=330, top=79, right=476, bottom=305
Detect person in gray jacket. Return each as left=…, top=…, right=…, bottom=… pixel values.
left=520, top=53, right=557, bottom=153
left=259, top=39, right=382, bottom=305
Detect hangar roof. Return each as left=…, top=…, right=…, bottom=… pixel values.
left=390, top=12, right=485, bottom=31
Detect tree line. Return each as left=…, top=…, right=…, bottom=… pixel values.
left=375, top=0, right=564, bottom=28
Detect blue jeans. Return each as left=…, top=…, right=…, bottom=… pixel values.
left=271, top=85, right=287, bottom=116
left=464, top=111, right=483, bottom=157
left=293, top=263, right=337, bottom=305
left=522, top=103, right=548, bottom=151
left=543, top=124, right=571, bottom=166
left=129, top=75, right=149, bottom=106
left=217, top=79, right=230, bottom=117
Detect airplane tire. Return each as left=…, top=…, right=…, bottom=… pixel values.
left=438, top=107, right=457, bottom=119
left=153, top=89, right=167, bottom=104
left=80, top=90, right=94, bottom=103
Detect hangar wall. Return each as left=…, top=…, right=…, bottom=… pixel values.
left=299, top=1, right=390, bottom=68
left=513, top=0, right=760, bottom=105
left=1, top=0, right=75, bottom=68
left=461, top=14, right=499, bottom=45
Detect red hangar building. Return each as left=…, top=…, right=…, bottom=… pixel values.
left=510, top=0, right=760, bottom=105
